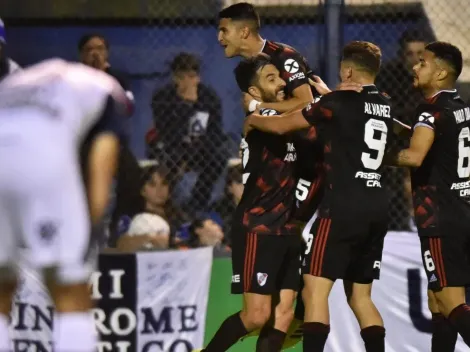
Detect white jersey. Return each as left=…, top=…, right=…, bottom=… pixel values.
left=0, top=58, right=129, bottom=143
left=0, top=59, right=130, bottom=286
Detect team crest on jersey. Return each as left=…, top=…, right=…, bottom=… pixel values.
left=260, top=108, right=278, bottom=116
left=418, top=112, right=435, bottom=124
left=257, top=273, right=268, bottom=286
left=284, top=59, right=299, bottom=74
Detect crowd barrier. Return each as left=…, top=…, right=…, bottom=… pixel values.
left=9, top=232, right=468, bottom=351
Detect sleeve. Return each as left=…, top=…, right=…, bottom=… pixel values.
left=91, top=94, right=129, bottom=142
left=278, top=49, right=310, bottom=94
left=301, top=95, right=334, bottom=126
left=413, top=104, right=442, bottom=131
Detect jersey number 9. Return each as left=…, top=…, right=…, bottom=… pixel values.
left=361, top=119, right=388, bottom=170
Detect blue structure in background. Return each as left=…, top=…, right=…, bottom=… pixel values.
left=6, top=21, right=416, bottom=157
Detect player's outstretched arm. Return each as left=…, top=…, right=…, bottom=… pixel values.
left=245, top=109, right=310, bottom=135
left=87, top=133, right=120, bottom=225
left=386, top=126, right=435, bottom=167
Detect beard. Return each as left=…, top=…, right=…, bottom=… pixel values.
left=260, top=90, right=279, bottom=103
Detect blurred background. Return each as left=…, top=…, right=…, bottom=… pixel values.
left=1, top=0, right=470, bottom=253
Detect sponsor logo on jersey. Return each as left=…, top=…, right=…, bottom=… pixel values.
left=289, top=72, right=305, bottom=82
left=284, top=59, right=300, bottom=74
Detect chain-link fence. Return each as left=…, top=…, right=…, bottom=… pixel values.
left=2, top=0, right=470, bottom=248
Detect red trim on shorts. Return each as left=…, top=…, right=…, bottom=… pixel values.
left=310, top=218, right=331, bottom=276
left=244, top=233, right=258, bottom=292
left=430, top=238, right=447, bottom=287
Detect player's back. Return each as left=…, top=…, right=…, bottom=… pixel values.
left=412, top=90, right=470, bottom=229
left=236, top=108, right=298, bottom=235
left=319, top=85, right=393, bottom=218
left=0, top=58, right=126, bottom=143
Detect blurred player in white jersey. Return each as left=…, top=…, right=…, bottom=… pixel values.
left=0, top=58, right=130, bottom=351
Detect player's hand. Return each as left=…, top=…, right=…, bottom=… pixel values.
left=243, top=93, right=261, bottom=113
left=308, top=75, right=332, bottom=95
left=336, top=81, right=363, bottom=93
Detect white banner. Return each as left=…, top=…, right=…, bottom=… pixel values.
left=327, top=231, right=467, bottom=352
left=136, top=247, right=212, bottom=351
left=7, top=237, right=469, bottom=351
left=10, top=263, right=53, bottom=351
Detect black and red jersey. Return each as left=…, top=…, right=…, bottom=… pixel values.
left=262, top=39, right=324, bottom=222
left=234, top=108, right=298, bottom=235
left=410, top=90, right=470, bottom=236
left=300, top=85, right=394, bottom=223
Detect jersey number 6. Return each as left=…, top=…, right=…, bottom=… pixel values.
left=458, top=127, right=470, bottom=178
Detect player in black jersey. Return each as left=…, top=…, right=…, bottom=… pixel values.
left=200, top=55, right=301, bottom=352
left=217, top=4, right=326, bottom=348
left=246, top=42, right=392, bottom=352
left=387, top=42, right=470, bottom=350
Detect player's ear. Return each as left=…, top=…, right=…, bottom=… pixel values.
left=436, top=67, right=449, bottom=82
left=248, top=86, right=261, bottom=100
left=240, top=25, right=250, bottom=39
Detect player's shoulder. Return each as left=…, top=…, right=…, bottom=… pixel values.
left=65, top=62, right=118, bottom=91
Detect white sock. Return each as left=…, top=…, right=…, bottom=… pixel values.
left=53, top=312, right=97, bottom=352
left=0, top=314, right=11, bottom=352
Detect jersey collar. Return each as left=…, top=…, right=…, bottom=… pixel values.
left=426, top=89, right=457, bottom=103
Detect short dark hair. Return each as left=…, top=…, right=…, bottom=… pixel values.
left=342, top=41, right=382, bottom=76
left=234, top=54, right=271, bottom=92
left=218, top=2, right=260, bottom=31
left=426, top=41, right=463, bottom=79
left=78, top=34, right=108, bottom=52
left=170, top=52, right=200, bottom=73
left=399, top=28, right=433, bottom=49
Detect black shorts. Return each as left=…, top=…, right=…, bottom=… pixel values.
left=420, top=229, right=470, bottom=292
left=231, top=229, right=301, bottom=295
left=302, top=216, right=387, bottom=283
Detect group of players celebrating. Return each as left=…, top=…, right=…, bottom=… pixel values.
left=199, top=2, right=470, bottom=352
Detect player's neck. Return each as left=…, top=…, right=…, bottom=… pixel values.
left=240, top=35, right=266, bottom=58
left=350, top=77, right=375, bottom=86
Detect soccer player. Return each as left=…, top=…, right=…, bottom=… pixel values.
left=218, top=4, right=326, bottom=347
left=0, top=58, right=129, bottom=351
left=201, top=54, right=302, bottom=352
left=387, top=41, right=470, bottom=351
left=245, top=41, right=392, bottom=352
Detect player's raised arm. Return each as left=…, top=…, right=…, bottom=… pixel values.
left=247, top=52, right=314, bottom=113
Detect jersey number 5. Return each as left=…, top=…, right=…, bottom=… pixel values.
left=362, top=119, right=388, bottom=170
left=458, top=127, right=470, bottom=178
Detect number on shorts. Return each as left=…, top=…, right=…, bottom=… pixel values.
left=423, top=250, right=436, bottom=272
left=361, top=119, right=388, bottom=170
left=241, top=138, right=250, bottom=184
left=305, top=233, right=314, bottom=255
left=296, top=178, right=312, bottom=202
left=458, top=127, right=470, bottom=178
